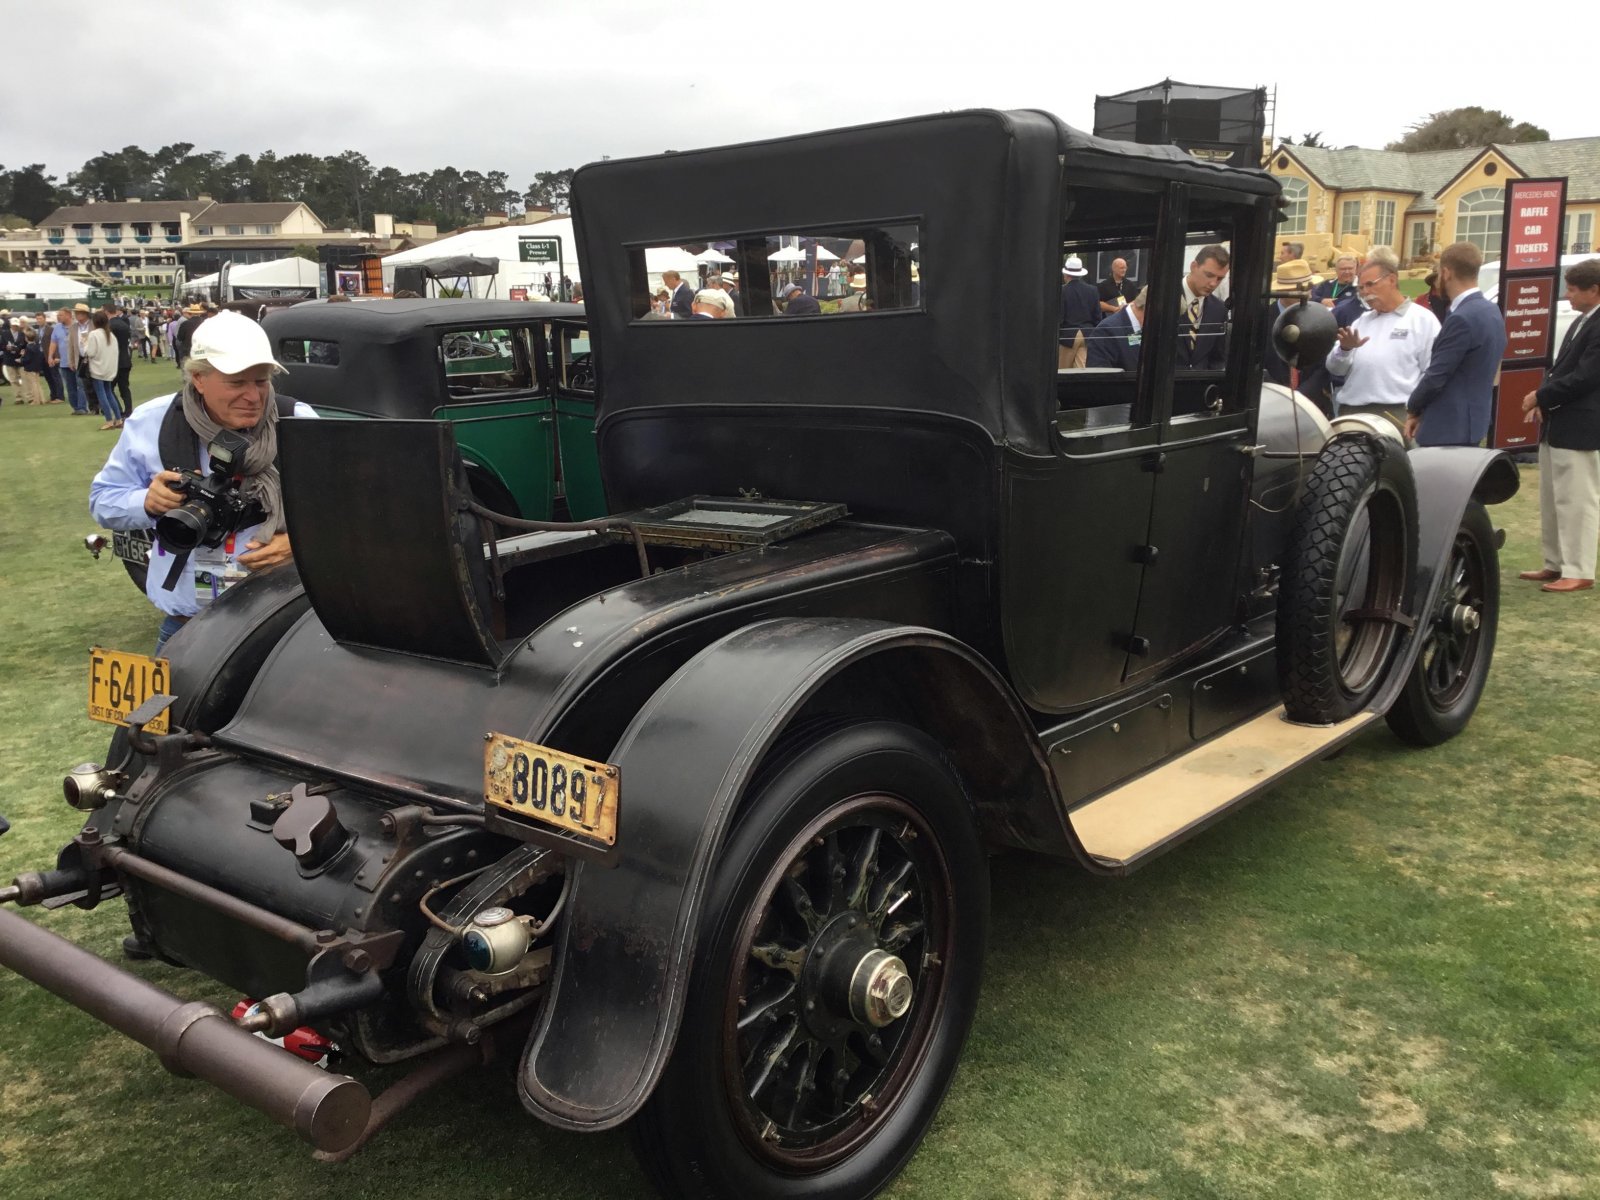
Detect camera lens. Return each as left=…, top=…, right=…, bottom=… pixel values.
left=155, top=502, right=211, bottom=554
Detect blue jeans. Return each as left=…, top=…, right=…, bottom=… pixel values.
left=57, top=365, right=86, bottom=412
left=154, top=614, right=188, bottom=656
left=91, top=377, right=123, bottom=422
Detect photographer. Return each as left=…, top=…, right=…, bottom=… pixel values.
left=89, top=311, right=316, bottom=653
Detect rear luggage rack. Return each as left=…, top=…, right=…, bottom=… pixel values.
left=626, top=496, right=848, bottom=553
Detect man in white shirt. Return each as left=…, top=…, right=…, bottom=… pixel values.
left=90, top=312, right=317, bottom=652
left=1324, top=258, right=1439, bottom=431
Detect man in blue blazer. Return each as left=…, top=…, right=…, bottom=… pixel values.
left=1176, top=245, right=1231, bottom=371
left=1086, top=287, right=1147, bottom=371
left=1405, top=241, right=1507, bottom=445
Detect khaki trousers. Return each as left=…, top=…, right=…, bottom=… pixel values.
left=1057, top=332, right=1086, bottom=370
left=17, top=370, right=44, bottom=405
left=1539, top=441, right=1600, bottom=580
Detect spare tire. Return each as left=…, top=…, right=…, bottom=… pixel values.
left=1277, top=437, right=1416, bottom=724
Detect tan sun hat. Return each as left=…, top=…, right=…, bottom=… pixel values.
left=1274, top=259, right=1315, bottom=288
left=73, top=302, right=91, bottom=314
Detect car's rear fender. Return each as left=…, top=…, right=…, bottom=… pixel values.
left=516, top=617, right=1077, bottom=1131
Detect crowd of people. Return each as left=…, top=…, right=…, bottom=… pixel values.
left=0, top=300, right=217, bottom=429
left=1060, top=238, right=1599, bottom=592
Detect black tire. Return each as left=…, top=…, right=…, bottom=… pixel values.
left=1278, top=437, right=1416, bottom=724
left=632, top=721, right=988, bottom=1200
left=1385, top=501, right=1498, bottom=746
left=121, top=558, right=149, bottom=593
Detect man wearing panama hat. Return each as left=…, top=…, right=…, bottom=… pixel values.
left=174, top=302, right=208, bottom=370
left=1263, top=258, right=1332, bottom=414
left=1059, top=255, right=1099, bottom=369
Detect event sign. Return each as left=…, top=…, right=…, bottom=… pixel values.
left=1493, top=177, right=1568, bottom=449
left=519, top=237, right=560, bottom=264
left=1493, top=368, right=1544, bottom=451
left=1502, top=275, right=1555, bottom=361
left=1504, top=180, right=1565, bottom=273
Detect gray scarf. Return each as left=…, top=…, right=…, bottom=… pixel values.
left=180, top=382, right=286, bottom=535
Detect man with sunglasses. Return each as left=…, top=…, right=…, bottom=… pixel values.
left=1323, top=256, right=1439, bottom=431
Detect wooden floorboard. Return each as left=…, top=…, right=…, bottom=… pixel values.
left=1070, top=707, right=1380, bottom=867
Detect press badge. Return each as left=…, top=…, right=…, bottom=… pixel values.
left=192, top=535, right=246, bottom=609
left=1128, top=332, right=1142, bottom=346
left=1390, top=329, right=1410, bottom=340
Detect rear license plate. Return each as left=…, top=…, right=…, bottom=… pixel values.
left=88, top=647, right=170, bottom=733
left=113, top=529, right=151, bottom=566
left=483, top=733, right=617, bottom=846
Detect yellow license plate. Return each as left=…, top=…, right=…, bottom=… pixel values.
left=88, top=647, right=171, bottom=734
left=483, top=732, right=618, bottom=846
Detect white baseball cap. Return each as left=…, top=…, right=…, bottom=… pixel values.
left=188, top=310, right=285, bottom=375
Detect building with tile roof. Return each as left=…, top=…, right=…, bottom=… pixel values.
left=1267, top=136, right=1599, bottom=268
left=0, top=196, right=420, bottom=288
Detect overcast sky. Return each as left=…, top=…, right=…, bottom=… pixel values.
left=8, top=0, right=1585, bottom=191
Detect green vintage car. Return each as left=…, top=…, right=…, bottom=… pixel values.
left=264, top=298, right=602, bottom=521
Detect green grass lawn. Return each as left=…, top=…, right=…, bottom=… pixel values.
left=1, top=370, right=1598, bottom=1199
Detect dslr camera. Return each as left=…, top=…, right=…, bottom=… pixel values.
left=155, top=429, right=266, bottom=557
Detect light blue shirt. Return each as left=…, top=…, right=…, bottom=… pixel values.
left=89, top=392, right=317, bottom=616
left=49, top=319, right=72, bottom=367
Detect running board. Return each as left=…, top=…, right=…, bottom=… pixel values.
left=1069, top=706, right=1381, bottom=873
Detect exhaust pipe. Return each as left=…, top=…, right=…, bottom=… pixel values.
left=0, top=907, right=371, bottom=1153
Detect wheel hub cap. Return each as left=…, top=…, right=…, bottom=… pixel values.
left=1448, top=603, right=1480, bottom=636
left=847, top=948, right=913, bottom=1028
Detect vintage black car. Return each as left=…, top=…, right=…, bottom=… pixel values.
left=2, top=110, right=1516, bottom=1200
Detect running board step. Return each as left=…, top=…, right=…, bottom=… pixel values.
left=1069, top=706, right=1381, bottom=873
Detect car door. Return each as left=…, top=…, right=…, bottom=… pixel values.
left=550, top=319, right=606, bottom=520
left=1002, top=175, right=1165, bottom=713
left=432, top=321, right=556, bottom=520
left=1123, top=183, right=1272, bottom=679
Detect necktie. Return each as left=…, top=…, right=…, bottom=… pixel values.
left=1186, top=297, right=1200, bottom=352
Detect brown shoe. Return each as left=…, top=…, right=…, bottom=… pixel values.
left=1519, top=568, right=1561, bottom=581
left=1541, top=578, right=1594, bottom=593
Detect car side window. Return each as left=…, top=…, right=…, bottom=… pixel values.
left=558, top=327, right=594, bottom=395
left=278, top=338, right=340, bottom=366
left=441, top=327, right=535, bottom=400
left=1056, top=184, right=1163, bottom=432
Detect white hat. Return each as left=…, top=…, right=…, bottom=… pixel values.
left=188, top=311, right=285, bottom=375
left=693, top=288, right=734, bottom=314
left=1063, top=255, right=1088, bottom=277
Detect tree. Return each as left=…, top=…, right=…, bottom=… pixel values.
left=1387, top=107, right=1549, bottom=152
left=1, top=164, right=68, bottom=223
left=523, top=169, right=574, bottom=212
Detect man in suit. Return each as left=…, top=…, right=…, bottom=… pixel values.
left=1059, top=255, right=1100, bottom=368
left=1176, top=245, right=1230, bottom=371
left=1520, top=258, right=1600, bottom=593
left=1313, top=255, right=1359, bottom=309
left=1086, top=286, right=1147, bottom=371
left=1404, top=241, right=1507, bottom=445
left=661, top=270, right=695, bottom=320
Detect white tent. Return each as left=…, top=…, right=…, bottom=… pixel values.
left=381, top=217, right=706, bottom=298
left=179, top=257, right=321, bottom=300
left=0, top=271, right=91, bottom=301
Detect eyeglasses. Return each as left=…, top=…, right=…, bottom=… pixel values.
left=1357, top=273, right=1395, bottom=292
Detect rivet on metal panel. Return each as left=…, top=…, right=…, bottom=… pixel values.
left=1111, top=722, right=1121, bottom=733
